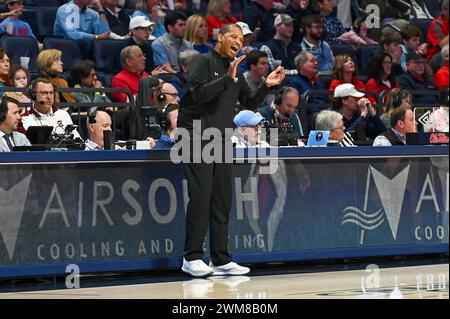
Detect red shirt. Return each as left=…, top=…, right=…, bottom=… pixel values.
left=111, top=69, right=148, bottom=103
left=365, top=78, right=399, bottom=103
left=207, top=15, right=238, bottom=40
left=427, top=14, right=449, bottom=61
left=434, top=63, right=449, bottom=90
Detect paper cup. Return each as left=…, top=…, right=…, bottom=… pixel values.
left=5, top=23, right=13, bottom=35
left=213, top=28, right=220, bottom=40
left=20, top=57, right=30, bottom=69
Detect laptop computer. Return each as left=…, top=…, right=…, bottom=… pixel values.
left=25, top=126, right=54, bottom=145
left=307, top=130, right=330, bottom=147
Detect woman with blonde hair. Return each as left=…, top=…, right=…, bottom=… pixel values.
left=37, top=49, right=75, bottom=104
left=185, top=15, right=211, bottom=54
left=206, top=0, right=238, bottom=40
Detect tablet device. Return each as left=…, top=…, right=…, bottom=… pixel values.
left=307, top=130, right=330, bottom=147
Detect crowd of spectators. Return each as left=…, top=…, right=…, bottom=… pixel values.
left=0, top=0, right=448, bottom=151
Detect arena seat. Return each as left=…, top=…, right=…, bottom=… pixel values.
left=25, top=0, right=62, bottom=6
left=0, top=35, right=39, bottom=73
left=93, top=39, right=126, bottom=74
left=43, top=37, right=83, bottom=71
left=36, top=6, right=58, bottom=41
left=355, top=44, right=380, bottom=73
left=330, top=44, right=355, bottom=58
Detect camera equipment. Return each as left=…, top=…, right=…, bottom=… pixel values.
left=262, top=113, right=300, bottom=146
left=48, top=123, right=84, bottom=150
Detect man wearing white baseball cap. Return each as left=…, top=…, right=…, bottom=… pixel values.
left=232, top=110, right=270, bottom=147
left=333, top=83, right=386, bottom=142
left=120, top=16, right=156, bottom=73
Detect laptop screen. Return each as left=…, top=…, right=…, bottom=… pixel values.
left=307, top=130, right=330, bottom=147
left=25, top=126, right=54, bottom=145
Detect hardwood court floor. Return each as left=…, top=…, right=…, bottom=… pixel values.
left=0, top=261, right=448, bottom=299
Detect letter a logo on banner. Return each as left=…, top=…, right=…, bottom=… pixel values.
left=0, top=174, right=32, bottom=260
left=370, top=165, right=410, bottom=240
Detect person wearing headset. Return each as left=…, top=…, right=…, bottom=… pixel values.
left=152, top=103, right=179, bottom=150
left=258, top=86, right=304, bottom=138
left=156, top=82, right=180, bottom=107
left=85, top=109, right=112, bottom=150
left=18, top=77, right=81, bottom=138
left=0, top=96, right=31, bottom=152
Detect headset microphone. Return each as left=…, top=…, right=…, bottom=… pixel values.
left=38, top=100, right=45, bottom=105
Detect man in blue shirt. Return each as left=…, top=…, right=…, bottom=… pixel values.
left=300, top=15, right=334, bottom=72
left=0, top=0, right=36, bottom=39
left=54, top=0, right=111, bottom=58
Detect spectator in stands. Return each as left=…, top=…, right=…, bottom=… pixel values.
left=243, top=50, right=274, bottom=108
left=163, top=50, right=199, bottom=99
left=373, top=108, right=416, bottom=146
left=329, top=54, right=366, bottom=95
left=0, top=0, right=36, bottom=39
left=0, top=3, right=22, bottom=21
left=300, top=15, right=334, bottom=72
left=124, top=16, right=157, bottom=73
left=360, top=0, right=404, bottom=26
left=111, top=45, right=148, bottom=103
left=0, top=49, right=11, bottom=98
left=231, top=110, right=270, bottom=147
left=285, top=0, right=314, bottom=42
left=313, top=0, right=345, bottom=44
left=69, top=60, right=111, bottom=114
left=185, top=15, right=212, bottom=54
left=400, top=25, right=429, bottom=72
left=427, top=0, right=449, bottom=70
left=206, top=0, right=238, bottom=40
left=6, top=65, right=31, bottom=107
left=0, top=96, right=30, bottom=151
left=153, top=103, right=179, bottom=150
left=151, top=11, right=194, bottom=73
left=332, top=83, right=386, bottom=141
left=260, top=14, right=302, bottom=75
left=243, top=0, right=276, bottom=43
left=37, top=49, right=76, bottom=105
left=132, top=0, right=165, bottom=38
left=400, top=0, right=434, bottom=20
left=102, top=0, right=131, bottom=37
left=380, top=88, right=412, bottom=128
left=19, top=78, right=81, bottom=138
left=236, top=21, right=256, bottom=54
left=366, top=52, right=399, bottom=102
left=54, top=0, right=111, bottom=59
left=286, top=51, right=329, bottom=116
left=337, top=17, right=378, bottom=48
left=434, top=44, right=449, bottom=90
left=398, top=49, right=438, bottom=104
left=155, top=82, right=180, bottom=107
left=379, top=32, right=404, bottom=76
left=315, top=110, right=354, bottom=146
left=85, top=110, right=113, bottom=150
left=259, top=86, right=304, bottom=137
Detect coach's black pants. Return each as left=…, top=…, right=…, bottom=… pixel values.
left=183, top=162, right=233, bottom=266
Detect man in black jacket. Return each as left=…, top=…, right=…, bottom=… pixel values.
left=177, top=23, right=285, bottom=277
left=373, top=108, right=416, bottom=146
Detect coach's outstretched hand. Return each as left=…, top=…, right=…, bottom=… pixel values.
left=265, top=66, right=286, bottom=88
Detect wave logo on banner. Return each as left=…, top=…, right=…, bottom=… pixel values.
left=341, top=165, right=410, bottom=244
left=0, top=174, right=32, bottom=260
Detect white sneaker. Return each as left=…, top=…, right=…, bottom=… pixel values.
left=209, top=261, right=250, bottom=276
left=182, top=258, right=214, bottom=277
